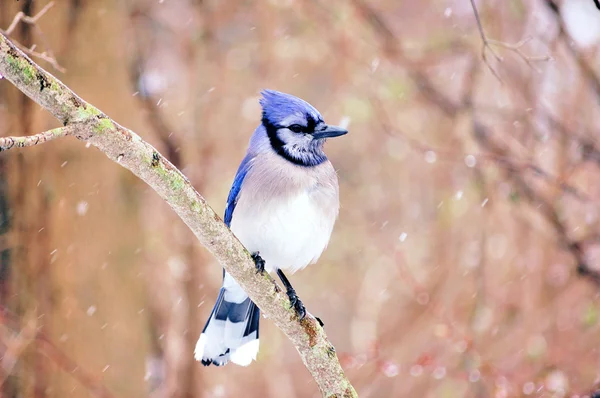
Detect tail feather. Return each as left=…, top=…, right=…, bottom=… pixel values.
left=195, top=274, right=260, bottom=366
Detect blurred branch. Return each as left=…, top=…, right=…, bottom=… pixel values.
left=127, top=7, right=182, bottom=168
left=0, top=2, right=65, bottom=73
left=470, top=0, right=551, bottom=80
left=350, top=0, right=459, bottom=116
left=0, top=306, right=116, bottom=398
left=472, top=120, right=600, bottom=287
left=0, top=313, right=36, bottom=386
left=3, top=2, right=54, bottom=35
left=469, top=0, right=502, bottom=81
left=354, top=0, right=599, bottom=288
left=0, top=33, right=357, bottom=398
left=371, top=94, right=592, bottom=203
left=543, top=0, right=600, bottom=103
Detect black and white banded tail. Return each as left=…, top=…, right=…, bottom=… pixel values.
left=194, top=274, right=260, bottom=366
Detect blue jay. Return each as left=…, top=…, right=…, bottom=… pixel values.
left=194, top=89, right=347, bottom=367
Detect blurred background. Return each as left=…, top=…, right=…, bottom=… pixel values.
left=1, top=0, right=600, bottom=397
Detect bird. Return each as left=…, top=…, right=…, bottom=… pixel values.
left=194, top=89, right=347, bottom=367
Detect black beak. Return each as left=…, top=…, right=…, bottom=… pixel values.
left=312, top=125, right=348, bottom=139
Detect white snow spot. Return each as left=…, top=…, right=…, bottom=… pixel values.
left=469, top=369, right=481, bottom=382
left=527, top=334, right=547, bottom=358
left=433, top=366, right=446, bottom=379
left=167, top=256, right=187, bottom=279
left=416, top=292, right=429, bottom=305
left=410, top=365, right=423, bottom=377
left=399, top=232, right=407, bottom=242
left=444, top=7, right=452, bottom=17
left=464, top=155, right=476, bottom=168
left=242, top=96, right=261, bottom=121
left=424, top=151, right=437, bottom=164
left=76, top=201, right=88, bottom=216
left=212, top=384, right=226, bottom=397
left=138, top=70, right=167, bottom=97
left=86, top=306, right=97, bottom=316
left=523, top=381, right=535, bottom=395
left=562, top=0, right=600, bottom=49
left=382, top=361, right=399, bottom=377
left=338, top=116, right=351, bottom=129
left=545, top=370, right=568, bottom=394
left=454, top=340, right=468, bottom=353
left=455, top=190, right=463, bottom=200
left=370, top=58, right=380, bottom=73
left=489, top=234, right=507, bottom=259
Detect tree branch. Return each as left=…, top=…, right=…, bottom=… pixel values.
left=0, top=126, right=76, bottom=151
left=0, top=32, right=357, bottom=398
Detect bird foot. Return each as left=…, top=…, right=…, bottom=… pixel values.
left=251, top=252, right=265, bottom=274
left=286, top=288, right=306, bottom=320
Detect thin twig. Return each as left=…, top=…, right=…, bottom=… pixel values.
left=17, top=43, right=65, bottom=73
left=1, top=2, right=65, bottom=73
left=0, top=127, right=76, bottom=152
left=488, top=37, right=552, bottom=73
left=470, top=0, right=551, bottom=80
left=4, top=2, right=56, bottom=35
left=469, top=0, right=503, bottom=81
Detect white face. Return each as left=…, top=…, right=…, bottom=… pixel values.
left=273, top=114, right=328, bottom=166
left=277, top=127, right=315, bottom=148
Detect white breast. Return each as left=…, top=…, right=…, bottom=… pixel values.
left=229, top=154, right=339, bottom=274
left=230, top=190, right=334, bottom=274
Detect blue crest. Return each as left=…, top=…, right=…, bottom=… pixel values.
left=259, top=89, right=322, bottom=125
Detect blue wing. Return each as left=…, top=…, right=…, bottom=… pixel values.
left=224, top=154, right=253, bottom=227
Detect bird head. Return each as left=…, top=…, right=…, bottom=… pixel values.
left=259, top=89, right=347, bottom=166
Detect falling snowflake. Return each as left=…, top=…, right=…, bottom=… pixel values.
left=76, top=201, right=88, bottom=216
left=424, top=151, right=437, bottom=164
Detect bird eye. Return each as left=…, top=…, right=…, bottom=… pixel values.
left=287, top=124, right=305, bottom=133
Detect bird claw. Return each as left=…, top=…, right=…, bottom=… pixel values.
left=251, top=252, right=265, bottom=274
left=286, top=288, right=306, bottom=320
